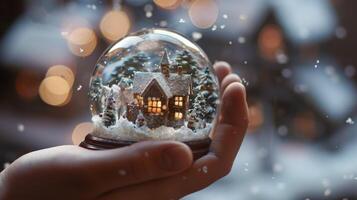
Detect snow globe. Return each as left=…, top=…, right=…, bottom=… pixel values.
left=80, top=28, right=219, bottom=159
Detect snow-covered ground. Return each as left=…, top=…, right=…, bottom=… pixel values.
left=92, top=115, right=212, bottom=142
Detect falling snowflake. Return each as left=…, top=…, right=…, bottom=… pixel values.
left=146, top=11, right=153, bottom=18
left=159, top=20, right=168, bottom=27
left=346, top=117, right=355, bottom=125
left=239, top=14, right=247, bottom=21
left=243, top=60, right=248, bottom=64
left=220, top=24, right=226, bottom=29
left=192, top=32, right=202, bottom=41
left=211, top=25, right=217, bottom=31
left=273, top=163, right=284, bottom=173
left=77, top=85, right=82, bottom=91
left=17, top=123, right=25, bottom=132
left=242, top=78, right=249, bottom=86
left=314, top=59, right=320, bottom=68
left=80, top=48, right=84, bottom=53
left=202, top=165, right=208, bottom=174
left=324, top=189, right=331, bottom=197
left=281, top=69, right=292, bottom=79
left=144, top=4, right=153, bottom=18
left=238, top=36, right=246, bottom=44
left=222, top=14, right=228, bottom=19
left=179, top=18, right=186, bottom=23
left=276, top=52, right=289, bottom=64
left=86, top=4, right=97, bottom=10
left=61, top=31, right=68, bottom=37
left=228, top=41, right=232, bottom=45
left=335, top=26, right=347, bottom=39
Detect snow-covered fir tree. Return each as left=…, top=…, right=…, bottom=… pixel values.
left=175, top=50, right=200, bottom=81
left=89, top=77, right=103, bottom=102
left=108, top=53, right=149, bottom=86
left=102, top=89, right=117, bottom=127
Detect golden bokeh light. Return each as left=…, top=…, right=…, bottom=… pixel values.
left=46, top=65, right=75, bottom=87
left=72, top=122, right=94, bottom=145
left=67, top=27, right=97, bottom=57
left=189, top=0, right=218, bottom=29
left=100, top=10, right=131, bottom=42
left=39, top=76, right=71, bottom=106
left=258, top=24, right=284, bottom=61
left=154, top=0, right=181, bottom=10
left=248, top=103, right=264, bottom=132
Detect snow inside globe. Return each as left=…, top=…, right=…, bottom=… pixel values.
left=87, top=28, right=220, bottom=144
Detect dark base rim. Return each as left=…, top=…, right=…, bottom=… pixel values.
left=80, top=133, right=211, bottom=160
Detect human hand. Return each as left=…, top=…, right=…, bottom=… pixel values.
left=0, top=61, right=248, bottom=200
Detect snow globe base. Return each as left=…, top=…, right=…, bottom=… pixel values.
left=80, top=133, right=211, bottom=160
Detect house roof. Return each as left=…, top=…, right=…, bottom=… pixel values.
left=133, top=72, right=191, bottom=98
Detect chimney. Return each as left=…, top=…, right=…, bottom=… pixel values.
left=160, top=50, right=170, bottom=77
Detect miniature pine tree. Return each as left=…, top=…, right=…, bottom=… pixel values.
left=102, top=89, right=117, bottom=127
left=199, top=68, right=215, bottom=92
left=89, top=77, right=103, bottom=102
left=175, top=50, right=199, bottom=76
left=109, top=53, right=149, bottom=86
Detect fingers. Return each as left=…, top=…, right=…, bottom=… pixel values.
left=77, top=141, right=193, bottom=194
left=211, top=82, right=249, bottom=162
left=99, top=80, right=249, bottom=200
left=213, top=61, right=231, bottom=84
left=220, top=73, right=242, bottom=93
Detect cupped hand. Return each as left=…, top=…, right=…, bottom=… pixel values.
left=0, top=61, right=248, bottom=200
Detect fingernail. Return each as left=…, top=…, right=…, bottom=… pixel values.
left=161, top=145, right=192, bottom=171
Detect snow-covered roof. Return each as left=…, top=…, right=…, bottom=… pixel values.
left=133, top=72, right=191, bottom=98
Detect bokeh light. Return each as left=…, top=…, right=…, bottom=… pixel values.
left=67, top=27, right=97, bottom=57
left=72, top=122, right=94, bottom=145
left=39, top=76, right=71, bottom=106
left=46, top=65, right=75, bottom=87
left=100, top=10, right=131, bottom=42
left=154, top=0, right=181, bottom=10
left=258, top=24, right=284, bottom=60
left=188, top=0, right=218, bottom=29
left=248, top=103, right=264, bottom=132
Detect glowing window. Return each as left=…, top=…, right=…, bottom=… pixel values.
left=148, top=97, right=162, bottom=114
left=174, top=96, right=184, bottom=107
left=174, top=112, right=183, bottom=120
left=136, top=95, right=144, bottom=106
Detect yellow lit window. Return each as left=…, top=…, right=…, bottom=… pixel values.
left=148, top=97, right=162, bottom=114
left=174, top=112, right=183, bottom=120
left=174, top=96, right=184, bottom=107
left=136, top=95, right=144, bottom=106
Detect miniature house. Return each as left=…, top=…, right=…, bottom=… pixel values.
left=127, top=51, right=192, bottom=128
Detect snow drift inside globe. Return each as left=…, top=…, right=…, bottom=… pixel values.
left=89, top=28, right=220, bottom=142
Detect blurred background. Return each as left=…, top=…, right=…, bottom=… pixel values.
left=0, top=0, right=357, bottom=199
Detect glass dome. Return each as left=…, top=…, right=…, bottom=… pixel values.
left=89, top=28, right=220, bottom=142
